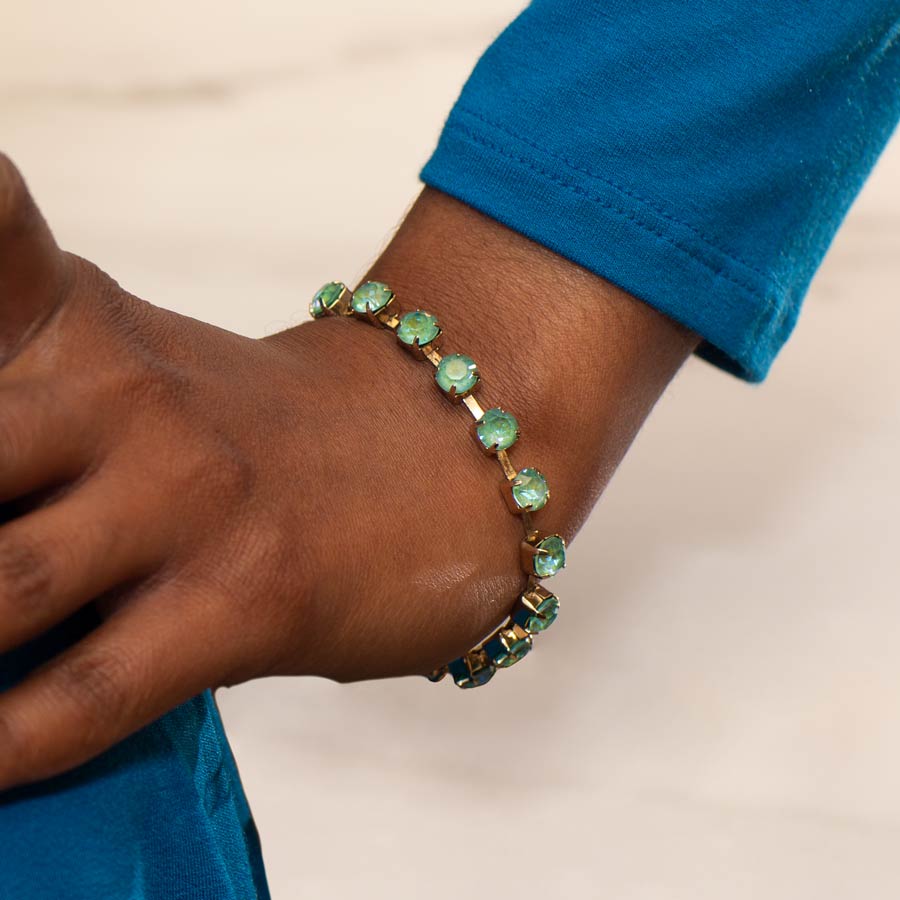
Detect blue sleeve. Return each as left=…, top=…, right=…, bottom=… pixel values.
left=420, top=1, right=900, bottom=380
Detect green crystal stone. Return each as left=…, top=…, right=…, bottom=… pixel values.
left=476, top=407, right=519, bottom=452
left=435, top=353, right=479, bottom=396
left=533, top=534, right=566, bottom=578
left=488, top=632, right=532, bottom=668
left=397, top=310, right=440, bottom=347
left=310, top=281, right=344, bottom=316
left=526, top=593, right=559, bottom=632
left=511, top=467, right=549, bottom=512
left=351, top=281, right=393, bottom=314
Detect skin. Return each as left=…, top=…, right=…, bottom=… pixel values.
left=0, top=154, right=698, bottom=789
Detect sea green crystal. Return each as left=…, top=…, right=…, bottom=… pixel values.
left=351, top=281, right=393, bottom=314
left=476, top=407, right=519, bottom=452
left=491, top=633, right=532, bottom=668
left=526, top=593, right=559, bottom=632
left=310, top=281, right=344, bottom=317
left=533, top=534, right=566, bottom=578
left=435, top=353, right=479, bottom=396
left=397, top=310, right=440, bottom=347
left=511, top=467, right=549, bottom=511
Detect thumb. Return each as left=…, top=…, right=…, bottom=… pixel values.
left=0, top=154, right=70, bottom=361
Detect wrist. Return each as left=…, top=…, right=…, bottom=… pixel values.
left=359, top=187, right=699, bottom=537
left=265, top=187, right=698, bottom=678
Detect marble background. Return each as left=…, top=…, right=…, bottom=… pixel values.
left=5, top=2, right=900, bottom=897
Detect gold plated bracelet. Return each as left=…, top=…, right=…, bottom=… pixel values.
left=309, top=280, right=566, bottom=688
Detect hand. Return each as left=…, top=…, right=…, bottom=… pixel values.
left=0, top=155, right=696, bottom=788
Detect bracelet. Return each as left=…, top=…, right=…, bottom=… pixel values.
left=309, top=280, right=566, bottom=688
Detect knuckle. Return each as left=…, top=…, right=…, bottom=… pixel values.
left=172, top=434, right=257, bottom=515
left=0, top=709, right=33, bottom=770
left=0, top=382, right=58, bottom=467
left=118, top=352, right=193, bottom=412
left=204, top=440, right=257, bottom=504
left=213, top=521, right=299, bottom=621
left=0, top=533, right=54, bottom=621
left=52, top=648, right=140, bottom=734
left=61, top=270, right=193, bottom=419
left=239, top=518, right=294, bottom=574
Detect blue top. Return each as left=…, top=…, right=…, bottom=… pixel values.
left=422, top=0, right=900, bottom=380
left=0, top=611, right=270, bottom=900
left=4, top=5, right=900, bottom=898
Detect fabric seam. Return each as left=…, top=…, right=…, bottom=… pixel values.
left=442, top=118, right=775, bottom=343
left=454, top=104, right=778, bottom=288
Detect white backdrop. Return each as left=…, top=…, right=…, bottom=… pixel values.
left=5, top=2, right=900, bottom=897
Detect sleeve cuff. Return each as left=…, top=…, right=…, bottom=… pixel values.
left=421, top=108, right=794, bottom=383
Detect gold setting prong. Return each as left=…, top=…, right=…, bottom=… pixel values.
left=472, top=418, right=520, bottom=456
left=520, top=532, right=550, bottom=575
left=502, top=477, right=530, bottom=515
left=322, top=284, right=352, bottom=317
left=521, top=582, right=554, bottom=614
left=505, top=622, right=531, bottom=644
left=398, top=327, right=444, bottom=359
left=441, top=378, right=479, bottom=404
left=473, top=425, right=499, bottom=456
left=415, top=329, right=443, bottom=354
left=381, top=312, right=402, bottom=331
left=520, top=541, right=539, bottom=573
left=357, top=292, right=397, bottom=326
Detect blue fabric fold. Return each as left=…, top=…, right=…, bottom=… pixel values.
left=0, top=611, right=269, bottom=900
